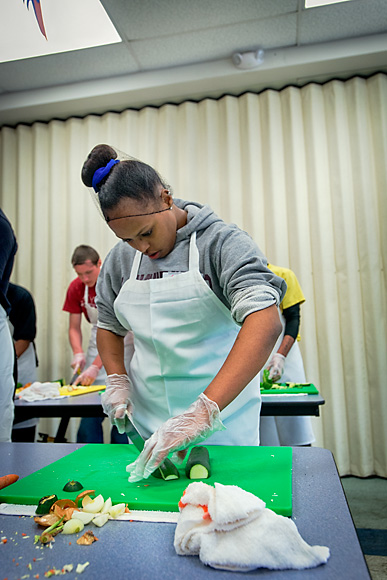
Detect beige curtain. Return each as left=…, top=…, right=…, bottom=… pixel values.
left=1, top=74, right=386, bottom=475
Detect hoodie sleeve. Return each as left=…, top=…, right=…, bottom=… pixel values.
left=203, top=224, right=287, bottom=325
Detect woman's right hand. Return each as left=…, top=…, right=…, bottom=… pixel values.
left=101, top=374, right=133, bottom=433
left=71, top=352, right=86, bottom=374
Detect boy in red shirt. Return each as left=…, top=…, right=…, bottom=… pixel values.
left=63, top=245, right=129, bottom=443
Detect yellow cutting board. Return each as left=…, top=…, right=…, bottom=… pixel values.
left=59, top=385, right=106, bottom=396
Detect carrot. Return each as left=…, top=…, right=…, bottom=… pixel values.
left=0, top=474, right=19, bottom=489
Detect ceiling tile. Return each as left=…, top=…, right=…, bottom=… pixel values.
left=130, top=13, right=298, bottom=69
left=103, top=0, right=299, bottom=39
left=0, top=43, right=137, bottom=93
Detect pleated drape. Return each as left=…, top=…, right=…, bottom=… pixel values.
left=1, top=74, right=386, bottom=475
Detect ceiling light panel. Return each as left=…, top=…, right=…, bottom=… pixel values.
left=0, top=0, right=121, bottom=64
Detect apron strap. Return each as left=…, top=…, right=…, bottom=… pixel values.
left=84, top=283, right=98, bottom=325
left=130, top=250, right=143, bottom=280
left=189, top=231, right=200, bottom=272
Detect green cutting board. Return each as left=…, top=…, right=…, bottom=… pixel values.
left=260, top=383, right=319, bottom=395
left=0, top=444, right=292, bottom=516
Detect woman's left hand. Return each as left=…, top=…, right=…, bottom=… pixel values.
left=126, top=393, right=225, bottom=482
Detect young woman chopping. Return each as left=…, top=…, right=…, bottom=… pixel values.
left=81, top=144, right=286, bottom=481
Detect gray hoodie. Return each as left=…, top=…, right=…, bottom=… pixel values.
left=96, top=199, right=286, bottom=336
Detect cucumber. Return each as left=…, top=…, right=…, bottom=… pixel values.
left=185, top=446, right=211, bottom=479
left=151, top=458, right=180, bottom=481
left=63, top=480, right=83, bottom=492
left=262, top=368, right=274, bottom=388
left=36, top=494, right=58, bottom=514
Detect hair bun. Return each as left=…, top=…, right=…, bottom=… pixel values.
left=81, top=144, right=117, bottom=187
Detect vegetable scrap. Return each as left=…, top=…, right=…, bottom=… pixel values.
left=52, top=499, right=78, bottom=521
left=62, top=519, right=84, bottom=535
left=44, top=564, right=73, bottom=576
left=15, top=382, right=32, bottom=394
left=41, top=561, right=89, bottom=576
left=32, top=492, right=128, bottom=545
left=0, top=473, right=19, bottom=489
left=63, top=480, right=83, bottom=492
left=34, top=514, right=61, bottom=528
left=74, top=490, right=95, bottom=508
left=92, top=514, right=109, bottom=527
left=260, top=380, right=313, bottom=391
left=36, top=495, right=58, bottom=515
left=82, top=494, right=104, bottom=513
left=262, top=368, right=274, bottom=388
left=34, top=515, right=65, bottom=544
left=77, top=531, right=98, bottom=545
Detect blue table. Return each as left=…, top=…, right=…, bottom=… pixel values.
left=0, top=443, right=370, bottom=579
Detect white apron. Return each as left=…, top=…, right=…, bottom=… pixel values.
left=13, top=342, right=39, bottom=431
left=84, top=285, right=134, bottom=385
left=260, top=309, right=315, bottom=446
left=0, top=305, right=15, bottom=442
left=84, top=285, right=107, bottom=386
left=17, top=342, right=38, bottom=386
left=113, top=232, right=261, bottom=445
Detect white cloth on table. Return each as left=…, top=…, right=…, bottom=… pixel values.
left=17, top=381, right=63, bottom=402
left=174, top=481, right=330, bottom=572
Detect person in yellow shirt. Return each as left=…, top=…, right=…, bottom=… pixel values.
left=259, top=264, right=315, bottom=446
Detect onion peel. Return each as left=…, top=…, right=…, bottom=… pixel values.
left=34, top=513, right=61, bottom=528
left=75, top=490, right=95, bottom=507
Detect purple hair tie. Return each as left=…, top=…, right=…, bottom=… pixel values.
left=92, top=158, right=120, bottom=192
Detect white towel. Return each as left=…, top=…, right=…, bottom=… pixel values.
left=174, top=482, right=330, bottom=572
left=17, top=381, right=63, bottom=402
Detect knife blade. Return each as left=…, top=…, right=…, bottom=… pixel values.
left=123, top=413, right=145, bottom=452
left=69, top=370, right=80, bottom=385
left=123, top=412, right=179, bottom=480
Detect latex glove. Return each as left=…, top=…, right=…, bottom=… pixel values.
left=267, top=353, right=286, bottom=382
left=74, top=364, right=100, bottom=386
left=101, top=374, right=133, bottom=433
left=71, top=352, right=86, bottom=374
left=126, top=393, right=225, bottom=482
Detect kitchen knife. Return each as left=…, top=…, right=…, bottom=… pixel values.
left=123, top=412, right=180, bottom=480
left=69, top=370, right=80, bottom=385
left=123, top=413, right=145, bottom=453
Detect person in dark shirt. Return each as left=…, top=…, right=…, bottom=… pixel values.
left=8, top=283, right=39, bottom=442
left=0, top=209, right=18, bottom=442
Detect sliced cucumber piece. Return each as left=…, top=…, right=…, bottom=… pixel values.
left=151, top=458, right=180, bottom=480
left=185, top=446, right=211, bottom=479
left=189, top=464, right=209, bottom=479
